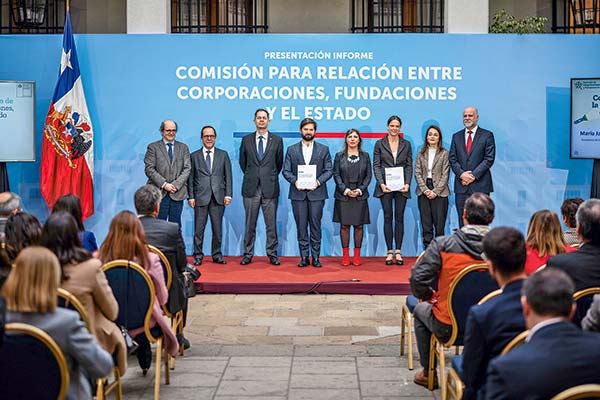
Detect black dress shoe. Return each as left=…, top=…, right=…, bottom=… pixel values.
left=269, top=256, right=281, bottom=266
left=176, top=333, right=191, bottom=350
left=213, top=256, right=227, bottom=264
left=312, top=257, right=322, bottom=268
left=298, top=257, right=310, bottom=267
left=240, top=255, right=252, bottom=265
left=193, top=255, right=203, bottom=266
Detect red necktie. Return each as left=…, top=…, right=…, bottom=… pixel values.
left=466, top=131, right=473, bottom=154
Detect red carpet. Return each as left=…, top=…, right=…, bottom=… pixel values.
left=192, top=256, right=415, bottom=295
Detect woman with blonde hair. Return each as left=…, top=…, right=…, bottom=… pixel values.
left=525, top=210, right=576, bottom=275
left=98, top=210, right=178, bottom=374
left=3, top=246, right=113, bottom=400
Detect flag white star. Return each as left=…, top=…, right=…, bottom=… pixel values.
left=60, top=49, right=72, bottom=74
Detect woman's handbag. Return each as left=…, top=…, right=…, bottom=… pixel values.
left=121, top=261, right=139, bottom=354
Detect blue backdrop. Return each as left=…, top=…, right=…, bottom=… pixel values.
left=0, top=34, right=595, bottom=256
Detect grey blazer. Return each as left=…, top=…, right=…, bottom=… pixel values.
left=373, top=137, right=413, bottom=198
left=282, top=141, right=333, bottom=201
left=188, top=147, right=233, bottom=206
left=414, top=148, right=451, bottom=197
left=144, top=139, right=191, bottom=201
left=6, top=308, right=114, bottom=400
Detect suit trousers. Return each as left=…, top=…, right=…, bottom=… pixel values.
left=379, top=192, right=407, bottom=251
left=417, top=194, right=448, bottom=248
left=292, top=199, right=325, bottom=258
left=158, top=195, right=184, bottom=226
left=193, top=195, right=225, bottom=258
left=413, top=302, right=452, bottom=370
left=243, top=186, right=278, bottom=257
left=455, top=191, right=489, bottom=228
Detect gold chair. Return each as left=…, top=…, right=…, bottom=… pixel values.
left=102, top=259, right=170, bottom=400
left=550, top=384, right=600, bottom=400
left=573, top=287, right=600, bottom=326
left=427, top=263, right=499, bottom=393
left=57, top=288, right=122, bottom=400
left=400, top=251, right=424, bottom=370
left=500, top=330, right=529, bottom=355
left=147, top=244, right=185, bottom=363
left=2, top=322, right=69, bottom=400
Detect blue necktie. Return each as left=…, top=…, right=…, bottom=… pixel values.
left=258, top=136, right=264, bottom=160
left=206, top=150, right=212, bottom=172
left=167, top=143, right=173, bottom=161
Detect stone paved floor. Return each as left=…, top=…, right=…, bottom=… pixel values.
left=119, top=294, right=442, bottom=399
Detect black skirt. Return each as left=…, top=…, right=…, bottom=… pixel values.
left=333, top=198, right=370, bottom=225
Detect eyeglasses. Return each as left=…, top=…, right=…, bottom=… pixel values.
left=203, top=135, right=216, bottom=139
left=164, top=129, right=177, bottom=133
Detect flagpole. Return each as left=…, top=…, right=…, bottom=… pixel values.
left=66, top=0, right=69, bottom=13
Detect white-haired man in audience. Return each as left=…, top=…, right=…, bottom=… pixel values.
left=0, top=192, right=21, bottom=241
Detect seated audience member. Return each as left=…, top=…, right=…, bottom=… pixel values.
left=3, top=247, right=113, bottom=400
left=41, top=211, right=126, bottom=375
left=582, top=294, right=600, bottom=332
left=134, top=184, right=190, bottom=349
left=52, top=194, right=98, bottom=253
left=460, top=227, right=527, bottom=400
left=560, top=197, right=584, bottom=246
left=1, top=212, right=42, bottom=288
left=98, top=211, right=179, bottom=374
left=0, top=192, right=22, bottom=240
left=410, top=192, right=494, bottom=388
left=485, top=269, right=600, bottom=399
left=547, top=199, right=600, bottom=291
left=524, top=210, right=575, bottom=275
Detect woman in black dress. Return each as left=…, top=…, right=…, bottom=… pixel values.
left=333, top=128, right=372, bottom=266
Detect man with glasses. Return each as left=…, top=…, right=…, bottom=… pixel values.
left=188, top=126, right=232, bottom=266
left=144, top=119, right=191, bottom=226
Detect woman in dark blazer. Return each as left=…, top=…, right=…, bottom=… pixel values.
left=414, top=125, right=450, bottom=248
left=373, top=116, right=412, bottom=265
left=333, top=128, right=372, bottom=266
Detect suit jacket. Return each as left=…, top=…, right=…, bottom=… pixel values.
left=282, top=141, right=333, bottom=201
left=139, top=215, right=187, bottom=314
left=373, top=137, right=412, bottom=198
left=485, top=321, right=600, bottom=400
left=239, top=132, right=284, bottom=199
left=414, top=148, right=451, bottom=197
left=188, top=146, right=233, bottom=206
left=333, top=151, right=372, bottom=201
left=6, top=308, right=114, bottom=400
left=448, top=127, right=495, bottom=194
left=547, top=243, right=600, bottom=291
left=461, top=279, right=526, bottom=400
left=144, top=139, right=191, bottom=201
left=61, top=258, right=126, bottom=375
left=582, top=293, right=600, bottom=332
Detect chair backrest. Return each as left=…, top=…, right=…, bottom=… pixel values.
left=478, top=289, right=502, bottom=305
left=102, top=260, right=156, bottom=341
left=500, top=330, right=529, bottom=355
left=57, top=288, right=91, bottom=331
left=446, top=263, right=499, bottom=346
left=147, top=244, right=172, bottom=292
left=550, top=384, right=600, bottom=400
left=572, top=287, right=600, bottom=327
left=0, top=322, right=69, bottom=400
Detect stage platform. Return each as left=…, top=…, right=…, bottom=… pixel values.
left=192, top=256, right=415, bottom=295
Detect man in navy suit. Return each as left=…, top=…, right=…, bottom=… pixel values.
left=239, top=109, right=284, bottom=266
left=460, top=227, right=527, bottom=400
left=485, top=268, right=600, bottom=400
left=449, top=106, right=495, bottom=227
left=283, top=118, right=333, bottom=268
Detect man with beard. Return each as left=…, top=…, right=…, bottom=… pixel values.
left=282, top=118, right=333, bottom=268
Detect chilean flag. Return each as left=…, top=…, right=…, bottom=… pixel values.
left=41, top=12, right=94, bottom=219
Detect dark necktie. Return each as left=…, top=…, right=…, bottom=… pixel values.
left=167, top=143, right=173, bottom=161
left=258, top=136, right=264, bottom=160
left=206, top=150, right=212, bottom=172
left=466, top=131, right=473, bottom=154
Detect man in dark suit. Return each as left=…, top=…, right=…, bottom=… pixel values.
left=282, top=118, right=333, bottom=268
left=485, top=268, right=600, bottom=399
left=134, top=184, right=190, bottom=348
left=144, top=119, right=191, bottom=226
left=460, top=227, right=527, bottom=400
left=449, top=106, right=495, bottom=227
left=188, top=126, right=232, bottom=266
left=548, top=198, right=600, bottom=291
left=239, top=109, right=284, bottom=266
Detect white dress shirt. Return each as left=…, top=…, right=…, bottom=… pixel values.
left=256, top=132, right=268, bottom=153
left=464, top=125, right=478, bottom=145
left=301, top=141, right=314, bottom=165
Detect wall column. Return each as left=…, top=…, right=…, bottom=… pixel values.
left=127, top=0, right=169, bottom=33
left=445, top=0, right=489, bottom=33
